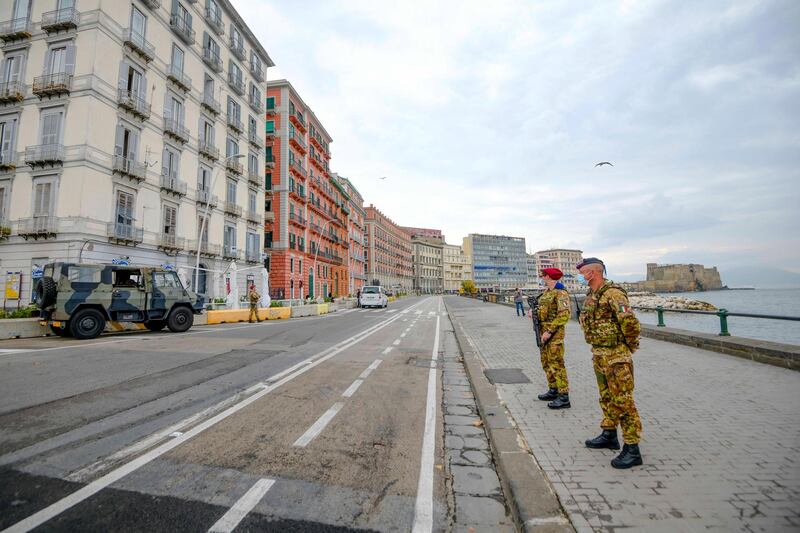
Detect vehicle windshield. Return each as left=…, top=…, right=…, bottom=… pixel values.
left=362, top=287, right=379, bottom=294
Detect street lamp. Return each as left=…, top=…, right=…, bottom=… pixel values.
left=311, top=218, right=334, bottom=300
left=194, top=153, right=245, bottom=296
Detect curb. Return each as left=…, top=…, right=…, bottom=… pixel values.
left=444, top=299, right=574, bottom=533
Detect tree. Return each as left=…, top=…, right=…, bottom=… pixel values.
left=460, top=280, right=477, bottom=295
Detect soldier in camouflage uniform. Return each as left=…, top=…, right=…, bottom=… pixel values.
left=535, top=268, right=572, bottom=409
left=577, top=257, right=643, bottom=469
left=248, top=284, right=262, bottom=323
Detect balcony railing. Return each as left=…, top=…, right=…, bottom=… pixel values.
left=189, top=240, right=221, bottom=257
left=107, top=222, right=144, bottom=244
left=245, top=249, right=261, bottom=263
left=225, top=159, right=243, bottom=175
left=32, top=73, right=72, bottom=97
left=195, top=189, right=219, bottom=207
left=289, top=213, right=306, bottom=226
left=167, top=64, right=191, bottom=92
left=201, top=92, right=221, bottom=115
left=246, top=210, right=262, bottom=225
left=164, top=117, right=189, bottom=143
left=25, top=144, right=64, bottom=166
left=0, top=81, right=25, bottom=103
left=41, top=7, right=80, bottom=32
left=229, top=37, right=246, bottom=61
left=247, top=170, right=261, bottom=187
left=0, top=150, right=16, bottom=171
left=117, top=89, right=150, bottom=119
left=0, top=17, right=32, bottom=42
left=123, top=29, right=155, bottom=61
left=224, top=202, right=242, bottom=217
left=205, top=8, right=224, bottom=35
left=266, top=104, right=277, bottom=116
left=249, top=60, right=264, bottom=83
left=265, top=128, right=276, bottom=141
left=158, top=233, right=185, bottom=251
left=202, top=46, right=223, bottom=73
left=265, top=155, right=275, bottom=168
left=16, top=216, right=57, bottom=239
left=248, top=130, right=263, bottom=149
left=226, top=114, right=244, bottom=133
left=248, top=93, right=263, bottom=114
left=289, top=130, right=306, bottom=152
left=227, top=72, right=244, bottom=95
left=160, top=172, right=187, bottom=196
left=112, top=155, right=145, bottom=181
left=222, top=245, right=242, bottom=260
left=141, top=0, right=161, bottom=9
left=198, top=139, right=219, bottom=160
left=290, top=159, right=307, bottom=178
left=169, top=14, right=195, bottom=44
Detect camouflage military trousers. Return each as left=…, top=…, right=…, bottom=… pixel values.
left=592, top=346, right=641, bottom=444
left=540, top=340, right=569, bottom=393
left=249, top=304, right=261, bottom=322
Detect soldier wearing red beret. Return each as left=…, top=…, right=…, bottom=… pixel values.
left=535, top=268, right=572, bottom=409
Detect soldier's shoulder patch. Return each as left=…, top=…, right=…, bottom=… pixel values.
left=618, top=304, right=632, bottom=313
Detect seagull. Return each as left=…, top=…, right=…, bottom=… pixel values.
left=595, top=161, right=614, bottom=167
left=378, top=176, right=388, bottom=180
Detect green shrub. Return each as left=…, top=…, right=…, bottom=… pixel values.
left=270, top=300, right=282, bottom=307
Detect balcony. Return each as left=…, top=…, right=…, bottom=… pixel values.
left=164, top=117, right=189, bottom=143
left=32, top=73, right=72, bottom=98
left=195, top=189, right=218, bottom=207
left=264, top=211, right=275, bottom=222
left=160, top=172, right=187, bottom=196
left=246, top=210, right=262, bottom=225
left=266, top=104, right=277, bottom=117
left=0, top=151, right=16, bottom=171
left=112, top=155, right=146, bottom=181
left=248, top=130, right=263, bottom=149
left=158, top=233, right=185, bottom=252
left=225, top=158, right=243, bottom=175
left=117, top=89, right=150, bottom=119
left=289, top=212, right=306, bottom=227
left=247, top=170, right=261, bottom=187
left=166, top=64, right=191, bottom=92
left=205, top=8, right=224, bottom=35
left=141, top=0, right=161, bottom=9
left=222, top=245, right=242, bottom=261
left=202, top=46, right=223, bottom=73
left=265, top=155, right=275, bottom=169
left=169, top=14, right=195, bottom=44
left=245, top=249, right=261, bottom=264
left=107, top=222, right=144, bottom=245
left=288, top=130, right=306, bottom=153
left=223, top=202, right=242, bottom=217
left=16, top=216, right=57, bottom=239
left=123, top=29, right=155, bottom=62
left=41, top=8, right=80, bottom=33
left=229, top=37, right=246, bottom=61
left=289, top=159, right=307, bottom=179
left=265, top=129, right=276, bottom=141
left=289, top=112, right=306, bottom=132
left=0, top=17, right=31, bottom=42
left=226, top=114, right=244, bottom=133
left=249, top=60, right=264, bottom=83
left=248, top=93, right=263, bottom=114
left=0, top=81, right=25, bottom=103
left=25, top=144, right=64, bottom=166
left=227, top=72, right=244, bottom=95
left=198, top=139, right=219, bottom=160
left=189, top=240, right=221, bottom=257
left=201, top=92, right=221, bottom=115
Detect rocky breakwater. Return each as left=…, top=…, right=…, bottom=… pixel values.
left=628, top=292, right=717, bottom=311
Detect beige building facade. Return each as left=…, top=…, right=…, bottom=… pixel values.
left=533, top=248, right=584, bottom=292
left=0, top=0, right=273, bottom=304
left=411, top=236, right=443, bottom=293
left=443, top=243, right=471, bottom=293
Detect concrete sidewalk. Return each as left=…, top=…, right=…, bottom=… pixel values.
left=445, top=296, right=800, bottom=532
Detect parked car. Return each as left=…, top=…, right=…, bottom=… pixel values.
left=37, top=262, right=204, bottom=339
left=359, top=285, right=388, bottom=308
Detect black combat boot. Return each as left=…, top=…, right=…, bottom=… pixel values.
left=611, top=443, right=643, bottom=469
left=537, top=388, right=558, bottom=401
left=547, top=394, right=571, bottom=409
left=584, top=429, right=620, bottom=450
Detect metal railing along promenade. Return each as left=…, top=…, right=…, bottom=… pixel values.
left=635, top=306, right=800, bottom=337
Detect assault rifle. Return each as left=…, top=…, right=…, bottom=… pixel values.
left=527, top=291, right=550, bottom=348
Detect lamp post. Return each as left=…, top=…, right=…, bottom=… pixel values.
left=194, top=153, right=244, bottom=296
left=311, top=218, right=333, bottom=300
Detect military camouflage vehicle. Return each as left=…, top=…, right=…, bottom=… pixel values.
left=37, top=262, right=204, bottom=340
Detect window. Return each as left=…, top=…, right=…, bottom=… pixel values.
left=115, top=190, right=134, bottom=227
left=162, top=146, right=179, bottom=178
left=266, top=96, right=275, bottom=110
left=246, top=232, right=259, bottom=257
left=197, top=214, right=209, bottom=241
left=153, top=272, right=180, bottom=288
left=248, top=152, right=258, bottom=174
left=226, top=178, right=236, bottom=203
left=2, top=53, right=25, bottom=84
left=289, top=101, right=295, bottom=115
left=0, top=118, right=17, bottom=165
left=198, top=164, right=211, bottom=191
left=163, top=204, right=177, bottom=235
left=200, top=118, right=214, bottom=144
left=130, top=5, right=147, bottom=38
left=33, top=181, right=54, bottom=217
left=231, top=25, right=243, bottom=50
left=171, top=44, right=184, bottom=75
left=249, top=83, right=260, bottom=103
left=119, top=61, right=145, bottom=97
left=172, top=1, right=192, bottom=31
left=224, top=223, right=236, bottom=251
left=207, top=0, right=221, bottom=22
left=248, top=115, right=257, bottom=137
left=248, top=190, right=257, bottom=212
left=203, top=32, right=219, bottom=58
left=266, top=120, right=274, bottom=134
left=0, top=183, right=7, bottom=222
left=226, top=136, right=238, bottom=158
left=114, top=123, right=140, bottom=160
left=203, top=74, right=214, bottom=97
left=227, top=96, right=240, bottom=119
left=229, top=61, right=241, bottom=82
left=251, top=52, right=262, bottom=73
left=68, top=266, right=102, bottom=283
left=167, top=95, right=184, bottom=124
left=40, top=109, right=63, bottom=145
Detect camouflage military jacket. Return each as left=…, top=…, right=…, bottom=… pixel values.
left=248, top=290, right=260, bottom=304
left=579, top=280, right=640, bottom=350
left=537, top=288, right=570, bottom=333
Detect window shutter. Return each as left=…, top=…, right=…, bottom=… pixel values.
left=114, top=124, right=125, bottom=156
left=129, top=129, right=139, bottom=160
left=140, top=72, right=148, bottom=100
left=118, top=61, right=129, bottom=91
left=171, top=0, right=179, bottom=16
left=65, top=43, right=76, bottom=74
left=43, top=49, right=52, bottom=76
left=186, top=10, right=192, bottom=30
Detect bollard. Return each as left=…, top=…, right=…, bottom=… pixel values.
left=717, top=308, right=731, bottom=336
left=656, top=306, right=666, bottom=327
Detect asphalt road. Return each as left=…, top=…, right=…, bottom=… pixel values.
left=0, top=296, right=452, bottom=532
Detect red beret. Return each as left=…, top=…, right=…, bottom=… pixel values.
left=541, top=268, right=563, bottom=280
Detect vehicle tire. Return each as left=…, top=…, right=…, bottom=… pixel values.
left=167, top=307, right=193, bottom=332
left=37, top=277, right=58, bottom=309
left=145, top=320, right=166, bottom=331
left=69, top=309, right=106, bottom=340
left=49, top=323, right=72, bottom=337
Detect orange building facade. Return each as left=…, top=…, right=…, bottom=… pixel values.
left=335, top=174, right=367, bottom=295
left=264, top=80, right=348, bottom=299
left=364, top=205, right=413, bottom=292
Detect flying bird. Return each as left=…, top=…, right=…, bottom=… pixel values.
left=378, top=176, right=388, bottom=180
left=595, top=161, right=614, bottom=167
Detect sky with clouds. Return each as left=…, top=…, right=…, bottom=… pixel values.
left=236, top=0, right=800, bottom=285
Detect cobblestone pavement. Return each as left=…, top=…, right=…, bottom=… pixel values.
left=445, top=296, right=800, bottom=533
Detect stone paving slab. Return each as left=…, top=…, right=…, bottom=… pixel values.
left=445, top=296, right=800, bottom=533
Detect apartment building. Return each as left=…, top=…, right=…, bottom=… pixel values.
left=533, top=248, right=584, bottom=292
left=364, top=204, right=412, bottom=292
left=526, top=253, right=538, bottom=286
left=443, top=243, right=471, bottom=293
left=335, top=173, right=366, bottom=296
left=0, top=0, right=273, bottom=304
left=403, top=227, right=443, bottom=294
left=463, top=233, right=527, bottom=291
left=264, top=80, right=348, bottom=299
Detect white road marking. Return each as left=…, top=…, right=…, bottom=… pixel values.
left=207, top=478, right=276, bottom=533
left=428, top=311, right=436, bottom=316
left=382, top=347, right=393, bottom=355
left=412, top=304, right=441, bottom=533
left=402, top=318, right=408, bottom=322
left=169, top=432, right=183, bottom=438
left=0, top=349, right=30, bottom=353
left=400, top=333, right=406, bottom=338
left=0, top=300, right=433, bottom=533
left=293, top=402, right=344, bottom=447
left=415, top=310, right=422, bottom=315
left=387, top=309, right=397, bottom=314
left=393, top=339, right=401, bottom=346
left=341, top=379, right=364, bottom=398
left=359, top=359, right=382, bottom=379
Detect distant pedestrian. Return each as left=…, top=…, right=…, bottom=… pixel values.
left=535, top=268, right=572, bottom=409
left=513, top=288, right=525, bottom=317
left=577, top=257, right=643, bottom=469
left=248, top=284, right=262, bottom=323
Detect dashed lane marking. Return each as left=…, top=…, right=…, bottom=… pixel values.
left=293, top=403, right=344, bottom=447
left=341, top=379, right=364, bottom=398
left=207, top=478, right=276, bottom=533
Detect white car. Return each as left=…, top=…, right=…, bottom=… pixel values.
left=359, top=286, right=388, bottom=308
